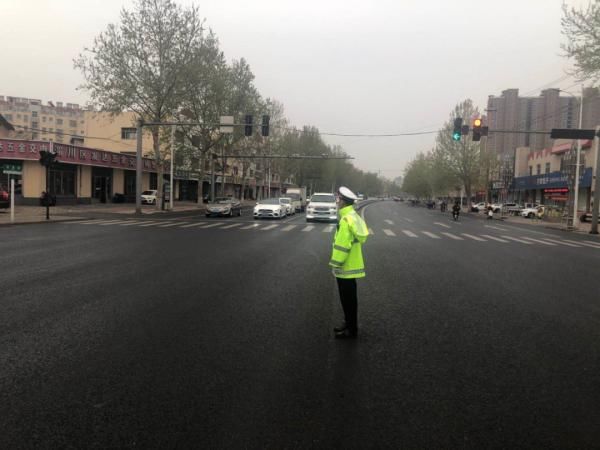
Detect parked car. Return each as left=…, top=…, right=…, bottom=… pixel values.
left=306, top=193, right=337, bottom=222
left=206, top=197, right=242, bottom=217
left=580, top=212, right=593, bottom=223
left=503, top=203, right=523, bottom=215
left=471, top=202, right=486, bottom=212
left=279, top=197, right=295, bottom=215
left=254, top=198, right=287, bottom=219
left=141, top=189, right=158, bottom=205
left=521, top=205, right=545, bottom=219
left=0, top=188, right=9, bottom=208
left=491, top=203, right=503, bottom=213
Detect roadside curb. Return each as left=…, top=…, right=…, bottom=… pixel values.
left=0, top=217, right=87, bottom=227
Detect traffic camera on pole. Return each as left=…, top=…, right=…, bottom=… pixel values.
left=452, top=118, right=463, bottom=141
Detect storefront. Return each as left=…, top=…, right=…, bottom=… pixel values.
left=513, top=168, right=593, bottom=209
left=0, top=139, right=157, bottom=205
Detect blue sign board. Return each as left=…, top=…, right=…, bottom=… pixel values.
left=513, top=167, right=592, bottom=190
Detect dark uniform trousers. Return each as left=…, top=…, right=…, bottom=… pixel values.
left=336, top=277, right=358, bottom=332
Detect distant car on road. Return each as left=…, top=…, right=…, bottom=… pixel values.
left=279, top=197, right=295, bottom=215
left=471, top=202, right=486, bottom=212
left=521, top=205, right=545, bottom=219
left=0, top=188, right=9, bottom=208
left=141, top=190, right=158, bottom=205
left=306, top=193, right=337, bottom=222
left=254, top=198, right=287, bottom=219
left=206, top=197, right=242, bottom=217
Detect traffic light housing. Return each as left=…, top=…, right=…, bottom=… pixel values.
left=39, top=150, right=57, bottom=167
left=244, top=115, right=253, bottom=136
left=452, top=118, right=463, bottom=141
left=261, top=115, right=270, bottom=137
left=472, top=118, right=482, bottom=142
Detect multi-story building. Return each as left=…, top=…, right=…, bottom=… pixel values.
left=486, top=88, right=600, bottom=157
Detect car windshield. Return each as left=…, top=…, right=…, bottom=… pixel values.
left=214, top=198, right=232, bottom=204
left=287, top=193, right=300, bottom=200
left=311, top=195, right=335, bottom=203
left=141, top=191, right=155, bottom=195
left=258, top=198, right=280, bottom=205
left=280, top=198, right=290, bottom=204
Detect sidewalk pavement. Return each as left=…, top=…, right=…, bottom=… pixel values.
left=0, top=200, right=258, bottom=226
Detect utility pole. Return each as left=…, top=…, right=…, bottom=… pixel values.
left=572, top=85, right=585, bottom=229
left=169, top=125, right=175, bottom=211
left=210, top=152, right=216, bottom=203
left=135, top=118, right=143, bottom=215
left=590, top=125, right=600, bottom=234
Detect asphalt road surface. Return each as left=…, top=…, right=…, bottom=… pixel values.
left=1, top=201, right=599, bottom=449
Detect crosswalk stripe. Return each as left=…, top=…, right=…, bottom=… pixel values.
left=137, top=221, right=164, bottom=227
left=422, top=231, right=440, bottom=239
left=402, top=230, right=418, bottom=238
left=158, top=221, right=189, bottom=227
left=80, top=219, right=122, bottom=225
left=521, top=237, right=557, bottom=246
left=282, top=225, right=297, bottom=231
left=179, top=222, right=207, bottom=228
left=480, top=234, right=509, bottom=243
left=541, top=238, right=581, bottom=248
left=323, top=225, right=335, bottom=233
left=383, top=229, right=396, bottom=236
left=562, top=239, right=600, bottom=249
left=261, top=224, right=278, bottom=231
left=74, top=219, right=105, bottom=225
left=199, top=222, right=224, bottom=229
left=302, top=225, right=315, bottom=232
left=434, top=222, right=451, bottom=229
left=485, top=225, right=508, bottom=231
left=241, top=223, right=260, bottom=230
left=501, top=235, right=532, bottom=244
left=99, top=220, right=137, bottom=226
left=441, top=232, right=463, bottom=240
left=384, top=220, right=394, bottom=225
left=119, top=221, right=145, bottom=226
left=220, top=223, right=243, bottom=229
left=462, top=233, right=486, bottom=242
left=404, top=218, right=414, bottom=223
left=584, top=240, right=600, bottom=246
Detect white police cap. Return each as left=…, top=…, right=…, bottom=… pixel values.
left=338, top=186, right=358, bottom=202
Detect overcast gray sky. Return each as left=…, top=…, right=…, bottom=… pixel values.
left=0, top=0, right=589, bottom=179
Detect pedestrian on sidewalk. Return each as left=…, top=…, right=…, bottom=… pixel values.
left=329, top=187, right=369, bottom=339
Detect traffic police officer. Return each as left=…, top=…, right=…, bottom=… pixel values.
left=329, top=187, right=369, bottom=339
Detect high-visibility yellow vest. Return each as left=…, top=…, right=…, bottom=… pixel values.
left=329, top=204, right=369, bottom=278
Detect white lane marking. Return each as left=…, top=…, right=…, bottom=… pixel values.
left=100, top=220, right=138, bottom=226
left=158, top=221, right=189, bottom=227
left=441, top=232, right=463, bottom=240
left=220, top=222, right=243, bottom=229
left=79, top=219, right=122, bottom=225
left=404, top=218, right=414, bottom=223
left=501, top=235, right=532, bottom=244
left=137, top=221, right=164, bottom=227
left=485, top=225, right=508, bottom=231
left=180, top=222, right=208, bottom=228
left=261, top=224, right=278, bottom=231
left=199, top=222, right=225, bottom=229
left=562, top=239, right=600, bottom=249
left=241, top=223, right=260, bottom=230
left=383, top=229, right=396, bottom=236
left=541, top=238, right=581, bottom=248
left=118, top=221, right=145, bottom=226
left=584, top=240, right=600, bottom=246
left=282, top=225, right=297, bottom=231
left=480, top=234, right=509, bottom=243
left=384, top=219, right=394, bottom=225
left=302, top=225, right=315, bottom=232
left=422, top=231, right=441, bottom=239
left=323, top=225, right=335, bottom=233
left=402, top=230, right=418, bottom=238
left=521, top=237, right=557, bottom=246
left=461, top=233, right=487, bottom=242
left=434, top=222, right=451, bottom=229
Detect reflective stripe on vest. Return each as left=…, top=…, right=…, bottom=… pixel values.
left=333, top=244, right=351, bottom=253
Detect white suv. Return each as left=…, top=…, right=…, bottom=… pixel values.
left=306, top=193, right=337, bottom=222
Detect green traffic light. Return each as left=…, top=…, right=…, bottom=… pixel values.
left=452, top=132, right=461, bottom=141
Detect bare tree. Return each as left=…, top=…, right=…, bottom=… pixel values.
left=561, top=1, right=600, bottom=82
left=74, top=0, right=207, bottom=208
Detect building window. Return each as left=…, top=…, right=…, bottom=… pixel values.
left=529, top=166, right=532, bottom=176
left=545, top=162, right=551, bottom=174
left=5, top=114, right=12, bottom=121
left=42, top=116, right=46, bottom=122
left=233, top=166, right=239, bottom=176
left=31, top=121, right=38, bottom=129
left=17, top=114, right=21, bottom=119
left=536, top=164, right=541, bottom=175
left=49, top=165, right=76, bottom=195
left=56, top=118, right=63, bottom=125
left=150, top=173, right=158, bottom=190
left=121, top=128, right=137, bottom=139
left=32, top=111, right=38, bottom=117
left=124, top=171, right=136, bottom=195
left=49, top=117, right=53, bottom=122
left=23, top=115, right=28, bottom=122
left=32, top=133, right=39, bottom=139
left=42, top=127, right=47, bottom=132
left=69, top=120, right=77, bottom=127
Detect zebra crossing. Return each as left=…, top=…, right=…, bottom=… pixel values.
left=67, top=218, right=600, bottom=250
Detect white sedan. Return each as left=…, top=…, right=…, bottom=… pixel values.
left=141, top=189, right=158, bottom=205
left=254, top=198, right=287, bottom=219
left=279, top=197, right=295, bottom=215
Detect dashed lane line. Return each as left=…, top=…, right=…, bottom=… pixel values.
left=78, top=219, right=122, bottom=225
left=440, top=232, right=463, bottom=240
left=402, top=230, right=418, bottom=238
left=302, top=225, right=315, bottom=232
left=480, top=234, right=509, bottom=243
left=461, top=233, right=487, bottom=242
left=180, top=222, right=208, bottom=228
left=241, top=223, right=260, bottom=230
left=541, top=238, right=581, bottom=248
left=501, top=236, right=532, bottom=244
left=158, top=221, right=189, bottom=228
left=383, top=229, right=396, bottom=236
left=118, top=221, right=146, bottom=226
left=422, top=231, right=440, bottom=239
left=220, top=223, right=243, bottom=230
left=484, top=225, right=509, bottom=231
left=403, top=218, right=414, bottom=223
left=520, top=237, right=557, bottom=246
left=137, top=221, right=164, bottom=227
left=384, top=220, right=394, bottom=225
left=199, top=222, right=225, bottom=229
left=434, top=222, right=451, bottom=229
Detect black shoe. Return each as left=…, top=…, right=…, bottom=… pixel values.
left=335, top=328, right=357, bottom=339
left=333, top=323, right=347, bottom=333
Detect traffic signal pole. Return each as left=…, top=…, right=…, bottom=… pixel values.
left=135, top=119, right=143, bottom=215
left=590, top=126, right=600, bottom=234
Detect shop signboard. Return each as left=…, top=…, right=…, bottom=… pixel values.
left=0, top=161, right=22, bottom=174
left=514, top=168, right=593, bottom=190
